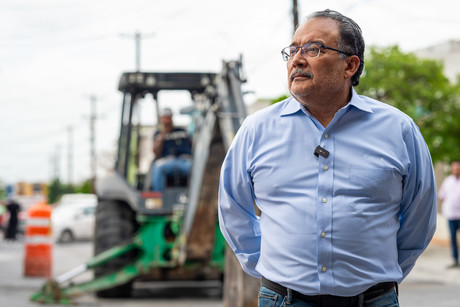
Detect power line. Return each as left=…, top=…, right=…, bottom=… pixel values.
left=0, top=120, right=86, bottom=147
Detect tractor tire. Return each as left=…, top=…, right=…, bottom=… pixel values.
left=94, top=200, right=139, bottom=298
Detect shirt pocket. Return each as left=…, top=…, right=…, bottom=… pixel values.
left=347, top=167, right=400, bottom=208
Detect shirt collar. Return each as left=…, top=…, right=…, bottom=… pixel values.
left=348, top=88, right=373, bottom=113
left=280, top=88, right=373, bottom=117
left=280, top=97, right=303, bottom=116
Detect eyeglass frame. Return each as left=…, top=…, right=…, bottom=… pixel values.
left=281, top=42, right=354, bottom=61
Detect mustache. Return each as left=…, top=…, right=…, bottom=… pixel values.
left=290, top=69, right=313, bottom=82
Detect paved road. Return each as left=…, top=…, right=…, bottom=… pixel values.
left=0, top=236, right=222, bottom=307
left=1, top=233, right=460, bottom=306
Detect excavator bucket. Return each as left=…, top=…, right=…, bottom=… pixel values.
left=30, top=279, right=72, bottom=305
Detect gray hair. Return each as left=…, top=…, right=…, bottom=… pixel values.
left=305, top=9, right=365, bottom=87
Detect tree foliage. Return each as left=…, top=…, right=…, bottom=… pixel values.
left=48, top=179, right=72, bottom=204
left=47, top=178, right=93, bottom=204
left=271, top=94, right=290, bottom=104
left=356, top=45, right=460, bottom=162
left=0, top=186, right=5, bottom=200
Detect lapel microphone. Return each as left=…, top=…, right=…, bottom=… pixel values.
left=314, top=145, right=329, bottom=158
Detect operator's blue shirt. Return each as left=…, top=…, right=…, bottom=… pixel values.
left=154, top=127, right=191, bottom=158
left=218, top=88, right=437, bottom=297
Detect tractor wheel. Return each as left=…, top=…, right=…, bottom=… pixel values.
left=94, top=200, right=139, bottom=298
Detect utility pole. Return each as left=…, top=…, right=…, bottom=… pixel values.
left=67, top=126, right=74, bottom=185
left=54, top=144, right=61, bottom=180
left=292, top=0, right=299, bottom=35
left=120, top=31, right=155, bottom=71
left=89, top=95, right=97, bottom=181
left=48, top=153, right=54, bottom=181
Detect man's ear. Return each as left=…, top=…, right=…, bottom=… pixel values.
left=344, top=55, right=360, bottom=80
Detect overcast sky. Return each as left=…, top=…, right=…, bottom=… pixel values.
left=1, top=0, right=459, bottom=186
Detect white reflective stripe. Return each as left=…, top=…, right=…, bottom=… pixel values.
left=26, top=218, right=50, bottom=227
left=25, top=236, right=53, bottom=244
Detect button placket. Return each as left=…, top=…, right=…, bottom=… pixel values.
left=316, top=130, right=334, bottom=289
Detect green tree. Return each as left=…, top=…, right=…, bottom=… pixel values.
left=356, top=45, right=460, bottom=162
left=0, top=181, right=5, bottom=199
left=48, top=178, right=85, bottom=204
left=271, top=94, right=290, bottom=104
left=76, top=180, right=93, bottom=194
left=48, top=178, right=64, bottom=204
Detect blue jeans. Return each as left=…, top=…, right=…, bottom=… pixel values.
left=151, top=156, right=191, bottom=191
left=448, top=219, right=460, bottom=261
left=258, top=286, right=399, bottom=307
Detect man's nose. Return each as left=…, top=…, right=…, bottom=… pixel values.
left=290, top=49, right=307, bottom=67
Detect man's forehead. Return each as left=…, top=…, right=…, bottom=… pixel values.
left=292, top=18, right=339, bottom=44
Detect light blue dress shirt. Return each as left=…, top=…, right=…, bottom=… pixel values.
left=218, top=88, right=437, bottom=297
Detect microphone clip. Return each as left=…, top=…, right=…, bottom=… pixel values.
left=314, top=145, right=329, bottom=158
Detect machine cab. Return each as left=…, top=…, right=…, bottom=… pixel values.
left=111, top=72, right=217, bottom=215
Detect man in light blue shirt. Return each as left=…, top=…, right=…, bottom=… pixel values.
left=218, top=9, right=437, bottom=307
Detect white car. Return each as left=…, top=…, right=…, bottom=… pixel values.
left=52, top=194, right=97, bottom=243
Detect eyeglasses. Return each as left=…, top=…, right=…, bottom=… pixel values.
left=281, top=42, right=353, bottom=61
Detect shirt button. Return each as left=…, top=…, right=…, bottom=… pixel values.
left=323, top=165, right=329, bottom=171
left=321, top=232, right=326, bottom=238
left=322, top=266, right=327, bottom=272
left=322, top=198, right=327, bottom=203
left=324, top=134, right=329, bottom=139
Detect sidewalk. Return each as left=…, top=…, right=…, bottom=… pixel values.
left=403, top=214, right=460, bottom=283
left=431, top=215, right=452, bottom=247
left=398, top=216, right=460, bottom=307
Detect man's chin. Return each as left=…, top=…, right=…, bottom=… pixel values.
left=289, top=87, right=311, bottom=100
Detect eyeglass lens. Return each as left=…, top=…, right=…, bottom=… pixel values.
left=283, top=44, right=321, bottom=60
left=302, top=44, right=321, bottom=57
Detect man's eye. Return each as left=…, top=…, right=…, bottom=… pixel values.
left=306, top=46, right=320, bottom=53
left=289, top=47, right=297, bottom=55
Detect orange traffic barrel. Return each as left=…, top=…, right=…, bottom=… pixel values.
left=24, top=201, right=52, bottom=277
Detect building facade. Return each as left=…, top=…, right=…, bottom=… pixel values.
left=415, top=40, right=460, bottom=83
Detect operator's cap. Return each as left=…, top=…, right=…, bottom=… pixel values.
left=159, top=108, right=173, bottom=117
